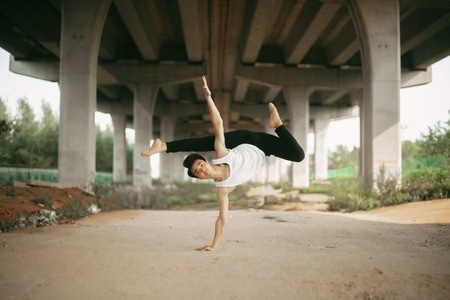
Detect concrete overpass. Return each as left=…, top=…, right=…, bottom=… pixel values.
left=1, top=0, right=449, bottom=189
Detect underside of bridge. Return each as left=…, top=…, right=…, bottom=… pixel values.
left=1, top=0, right=449, bottom=188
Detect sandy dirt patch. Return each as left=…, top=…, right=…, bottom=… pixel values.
left=1, top=202, right=449, bottom=300
left=347, top=199, right=450, bottom=224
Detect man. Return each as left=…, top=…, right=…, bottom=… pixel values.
left=141, top=76, right=304, bottom=250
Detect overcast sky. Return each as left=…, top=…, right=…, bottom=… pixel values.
left=1, top=47, right=449, bottom=151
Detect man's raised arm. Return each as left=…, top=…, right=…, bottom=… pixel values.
left=201, top=76, right=228, bottom=159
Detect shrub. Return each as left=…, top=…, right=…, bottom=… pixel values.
left=326, top=166, right=450, bottom=212
left=33, top=195, right=53, bottom=208
left=59, top=200, right=89, bottom=220
left=402, top=168, right=450, bottom=200
left=0, top=218, right=16, bottom=232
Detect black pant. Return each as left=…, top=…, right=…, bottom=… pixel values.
left=166, top=125, right=305, bottom=162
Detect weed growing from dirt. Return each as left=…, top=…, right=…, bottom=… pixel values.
left=58, top=200, right=89, bottom=221
left=0, top=218, right=16, bottom=232
left=89, top=181, right=240, bottom=209
left=33, top=195, right=53, bottom=208
left=0, top=209, right=58, bottom=232
left=319, top=166, right=449, bottom=212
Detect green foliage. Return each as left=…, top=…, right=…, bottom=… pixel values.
left=402, top=168, right=450, bottom=201
left=96, top=125, right=114, bottom=172
left=272, top=181, right=296, bottom=192
left=328, top=145, right=359, bottom=170
left=0, top=119, right=10, bottom=134
left=325, top=178, right=379, bottom=212
left=326, top=167, right=449, bottom=212
left=58, top=200, right=89, bottom=220
left=0, top=96, right=121, bottom=174
left=167, top=195, right=190, bottom=206
left=325, top=112, right=450, bottom=212
left=0, top=98, right=59, bottom=167
left=33, top=195, right=53, bottom=208
left=402, top=140, right=421, bottom=161
left=91, top=181, right=125, bottom=208
left=417, top=112, right=450, bottom=167
left=174, top=181, right=216, bottom=190
left=0, top=218, right=16, bottom=232
left=198, top=193, right=217, bottom=202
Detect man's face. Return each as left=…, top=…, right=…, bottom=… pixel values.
left=190, top=159, right=212, bottom=179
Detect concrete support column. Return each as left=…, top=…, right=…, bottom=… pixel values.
left=314, top=118, right=329, bottom=180
left=348, top=0, right=401, bottom=187
left=284, top=86, right=310, bottom=188
left=160, top=113, right=176, bottom=183
left=172, top=132, right=190, bottom=182
left=58, top=0, right=111, bottom=188
left=173, top=152, right=187, bottom=182
left=111, top=113, right=127, bottom=182
left=133, top=84, right=158, bottom=187
left=262, top=119, right=282, bottom=183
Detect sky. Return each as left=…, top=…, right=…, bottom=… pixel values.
left=0, top=47, right=449, bottom=152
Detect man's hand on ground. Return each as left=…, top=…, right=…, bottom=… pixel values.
left=195, top=245, right=215, bottom=251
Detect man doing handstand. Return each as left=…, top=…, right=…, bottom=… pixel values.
left=141, top=76, right=305, bottom=251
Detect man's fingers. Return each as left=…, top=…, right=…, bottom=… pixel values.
left=195, top=245, right=214, bottom=251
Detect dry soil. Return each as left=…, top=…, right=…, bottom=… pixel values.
left=0, top=198, right=449, bottom=300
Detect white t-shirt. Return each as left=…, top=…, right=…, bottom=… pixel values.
left=212, top=144, right=265, bottom=187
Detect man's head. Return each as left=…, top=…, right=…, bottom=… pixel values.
left=183, top=153, right=206, bottom=178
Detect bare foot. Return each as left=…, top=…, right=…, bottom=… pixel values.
left=140, top=138, right=167, bottom=157
left=268, top=103, right=283, bottom=128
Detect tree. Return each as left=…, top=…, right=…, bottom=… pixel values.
left=15, top=97, right=37, bottom=130
left=96, top=125, right=114, bottom=172
left=9, top=98, right=40, bottom=165
left=402, top=140, right=421, bottom=161
left=35, top=101, right=59, bottom=167
left=0, top=98, right=12, bottom=164
left=328, top=145, right=359, bottom=170
left=418, top=111, right=450, bottom=167
left=0, top=97, right=123, bottom=176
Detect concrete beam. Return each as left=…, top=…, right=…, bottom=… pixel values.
left=401, top=11, right=450, bottom=55
left=321, top=89, right=349, bottom=105
left=9, top=56, right=59, bottom=81
left=327, top=20, right=359, bottom=65
left=237, top=65, right=363, bottom=89
left=161, top=85, right=178, bottom=100
left=97, top=85, right=121, bottom=99
left=233, top=78, right=249, bottom=102
left=179, top=0, right=203, bottom=62
left=221, top=0, right=247, bottom=90
left=285, top=1, right=341, bottom=64
left=410, top=29, right=450, bottom=69
left=97, top=100, right=132, bottom=115
left=241, top=0, right=281, bottom=63
left=10, top=57, right=432, bottom=98
left=114, top=0, right=160, bottom=60
left=155, top=103, right=206, bottom=119
left=401, top=68, right=432, bottom=87
left=263, top=86, right=282, bottom=103
left=98, top=62, right=206, bottom=84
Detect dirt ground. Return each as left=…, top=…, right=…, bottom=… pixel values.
left=0, top=183, right=449, bottom=299
left=0, top=182, right=115, bottom=221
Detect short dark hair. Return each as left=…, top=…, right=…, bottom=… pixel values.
left=183, top=153, right=206, bottom=178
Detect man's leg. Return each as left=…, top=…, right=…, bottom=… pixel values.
left=166, top=135, right=215, bottom=153
left=251, top=103, right=305, bottom=162
left=166, top=130, right=254, bottom=153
